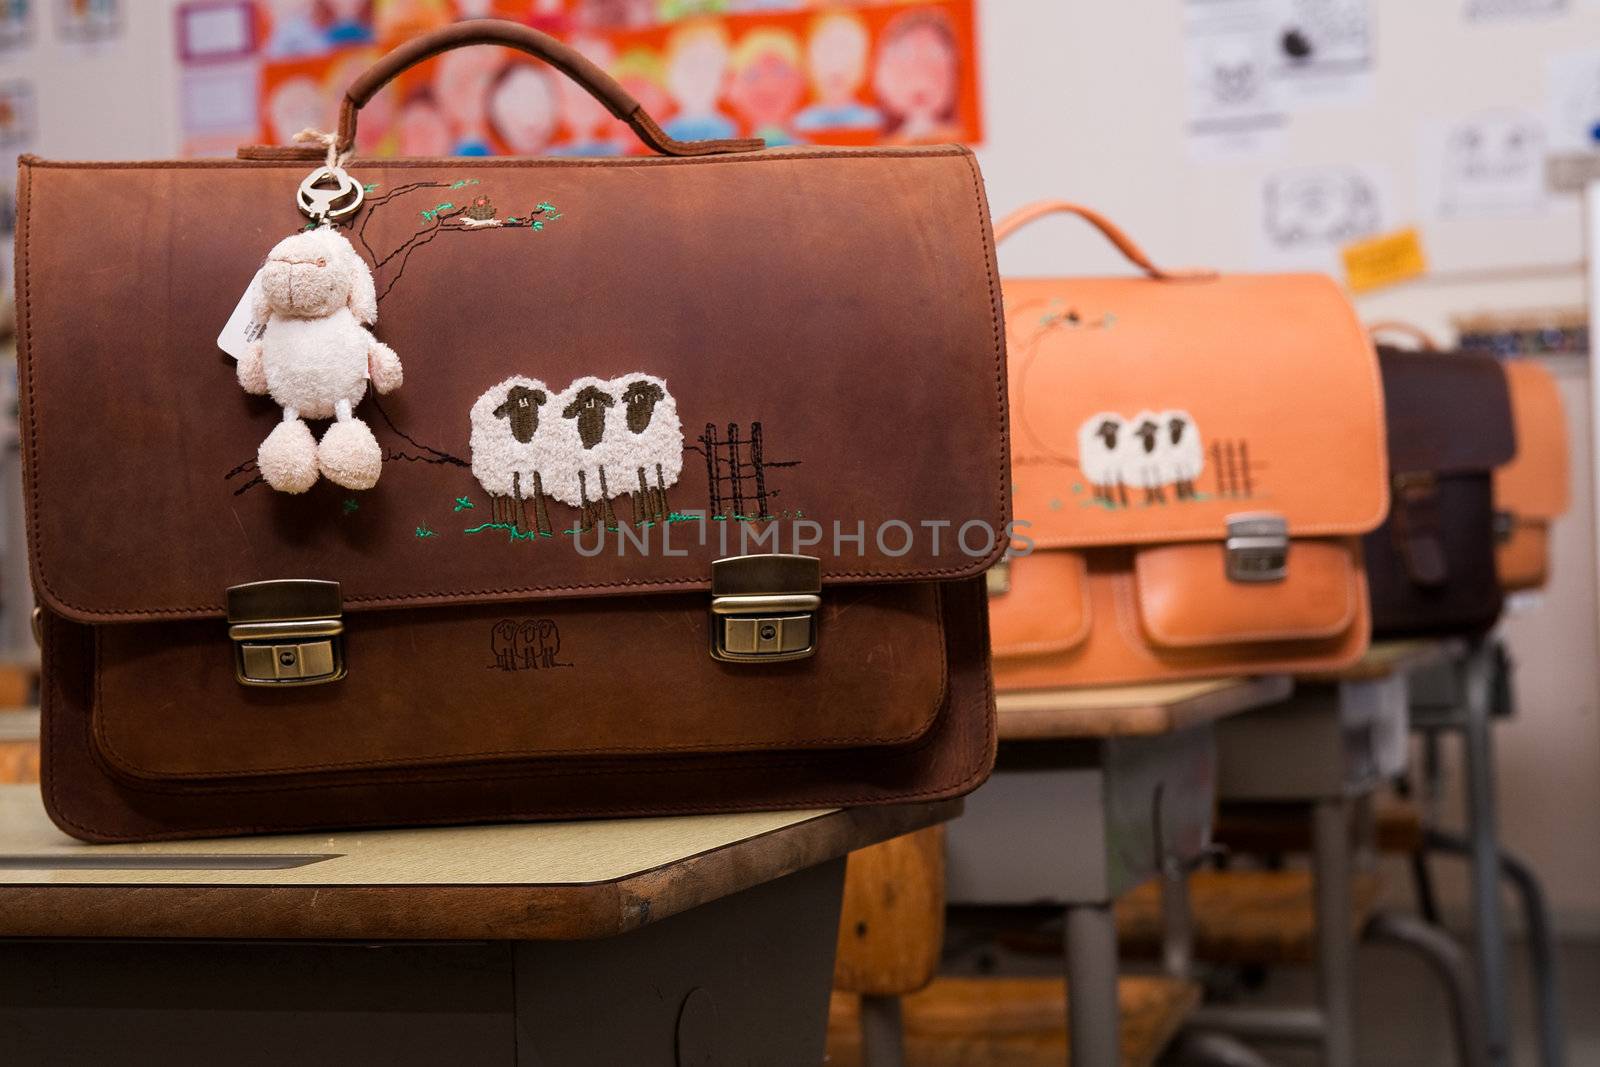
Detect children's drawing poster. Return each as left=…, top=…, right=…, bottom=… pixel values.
left=178, top=0, right=982, bottom=157
left=1419, top=107, right=1549, bottom=218
left=1269, top=0, right=1375, bottom=109
left=1183, top=0, right=1288, bottom=161
left=1546, top=47, right=1600, bottom=155
left=1252, top=162, right=1392, bottom=273
left=0, top=0, right=31, bottom=53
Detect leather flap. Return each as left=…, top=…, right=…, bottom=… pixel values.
left=17, top=152, right=1009, bottom=622
left=1495, top=360, right=1569, bottom=521
left=1133, top=539, right=1360, bottom=648
left=1005, top=272, right=1387, bottom=551
left=1377, top=347, right=1515, bottom=475
left=987, top=550, right=1091, bottom=658
left=91, top=583, right=949, bottom=780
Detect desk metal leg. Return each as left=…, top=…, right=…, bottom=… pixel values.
left=1312, top=797, right=1355, bottom=1067
left=1462, top=653, right=1512, bottom=1067
left=858, top=995, right=906, bottom=1067
left=1425, top=829, right=1566, bottom=1067
left=1064, top=902, right=1120, bottom=1067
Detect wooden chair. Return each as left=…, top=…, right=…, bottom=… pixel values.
left=825, top=825, right=1202, bottom=1067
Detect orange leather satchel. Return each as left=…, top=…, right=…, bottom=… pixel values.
left=1495, top=360, right=1570, bottom=590
left=988, top=202, right=1388, bottom=689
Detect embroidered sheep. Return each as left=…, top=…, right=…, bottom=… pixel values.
left=1076, top=412, right=1127, bottom=507
left=1119, top=410, right=1170, bottom=505
left=1158, top=409, right=1204, bottom=500
left=237, top=229, right=403, bottom=493
left=609, top=375, right=684, bottom=524
left=469, top=372, right=689, bottom=534
left=469, top=376, right=554, bottom=535
left=1072, top=409, right=1208, bottom=507
left=546, top=377, right=620, bottom=532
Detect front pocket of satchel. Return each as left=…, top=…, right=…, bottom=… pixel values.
left=1131, top=539, right=1360, bottom=648
left=90, top=582, right=948, bottom=781
left=988, top=550, right=1092, bottom=658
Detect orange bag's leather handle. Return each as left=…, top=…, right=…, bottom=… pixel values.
left=1367, top=320, right=1441, bottom=351
left=992, top=200, right=1217, bottom=282
left=336, top=19, right=765, bottom=158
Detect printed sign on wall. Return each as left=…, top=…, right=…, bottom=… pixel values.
left=178, top=0, right=982, bottom=157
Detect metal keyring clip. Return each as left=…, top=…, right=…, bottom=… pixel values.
left=296, top=165, right=364, bottom=224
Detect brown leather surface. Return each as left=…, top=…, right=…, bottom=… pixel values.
left=95, top=584, right=947, bottom=779
left=19, top=151, right=1007, bottom=621
left=988, top=201, right=1383, bottom=688
left=1496, top=360, right=1569, bottom=591
left=39, top=578, right=995, bottom=842
left=1362, top=347, right=1513, bottom=637
left=19, top=146, right=1007, bottom=840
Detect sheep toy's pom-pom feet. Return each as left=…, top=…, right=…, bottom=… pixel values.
left=258, top=419, right=320, bottom=494
left=318, top=418, right=383, bottom=490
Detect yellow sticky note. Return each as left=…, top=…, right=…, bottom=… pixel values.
left=1341, top=227, right=1427, bottom=293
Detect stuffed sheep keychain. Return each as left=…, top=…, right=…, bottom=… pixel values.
left=236, top=145, right=400, bottom=494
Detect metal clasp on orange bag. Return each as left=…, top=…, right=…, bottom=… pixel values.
left=709, top=555, right=821, bottom=663
left=226, top=580, right=346, bottom=686
left=1224, top=513, right=1289, bottom=583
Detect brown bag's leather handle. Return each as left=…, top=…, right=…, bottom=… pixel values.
left=1367, top=320, right=1440, bottom=351
left=992, top=200, right=1217, bottom=282
left=337, top=19, right=765, bottom=158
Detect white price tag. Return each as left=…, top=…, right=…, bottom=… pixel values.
left=217, top=268, right=266, bottom=361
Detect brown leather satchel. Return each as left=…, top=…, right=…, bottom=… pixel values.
left=1361, top=338, right=1515, bottom=638
left=987, top=202, right=1388, bottom=689
left=17, top=23, right=1009, bottom=841
left=1495, top=360, right=1569, bottom=591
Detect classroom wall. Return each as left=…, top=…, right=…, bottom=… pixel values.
left=5, top=1, right=1599, bottom=929
left=971, top=1, right=1600, bottom=933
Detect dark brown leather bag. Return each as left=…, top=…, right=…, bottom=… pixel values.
left=17, top=22, right=1008, bottom=841
left=1362, top=343, right=1514, bottom=638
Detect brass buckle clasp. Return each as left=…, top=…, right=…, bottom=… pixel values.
left=226, top=580, right=346, bottom=687
left=709, top=555, right=821, bottom=663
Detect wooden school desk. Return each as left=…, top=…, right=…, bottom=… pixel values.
left=944, top=675, right=1291, bottom=1067
left=1194, top=639, right=1478, bottom=1067
left=0, top=785, right=955, bottom=1066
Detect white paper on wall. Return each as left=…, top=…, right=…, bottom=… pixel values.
left=1253, top=163, right=1392, bottom=272
left=1184, top=0, right=1289, bottom=161
left=1547, top=49, right=1600, bottom=155
left=1420, top=108, right=1550, bottom=218
left=1465, top=0, right=1567, bottom=19
left=1268, top=0, right=1376, bottom=109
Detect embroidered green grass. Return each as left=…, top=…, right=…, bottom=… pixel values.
left=465, top=521, right=554, bottom=542
left=342, top=497, right=359, bottom=515
left=415, top=524, right=437, bottom=538
left=453, top=496, right=475, bottom=512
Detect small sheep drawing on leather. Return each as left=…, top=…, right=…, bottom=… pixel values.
left=237, top=229, right=403, bottom=493
left=1073, top=409, right=1206, bottom=508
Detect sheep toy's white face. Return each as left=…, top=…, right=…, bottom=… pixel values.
left=259, top=230, right=358, bottom=318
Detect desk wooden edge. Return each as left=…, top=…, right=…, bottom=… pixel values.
left=0, top=799, right=959, bottom=944
left=995, top=675, right=1294, bottom=740
left=1296, top=638, right=1465, bottom=684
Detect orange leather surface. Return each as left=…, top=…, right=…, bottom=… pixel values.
left=988, top=552, right=1090, bottom=658
left=1496, top=361, right=1569, bottom=521
left=989, top=202, right=1384, bottom=689
left=1005, top=272, right=1387, bottom=548
left=1133, top=541, right=1359, bottom=648
left=990, top=546, right=1370, bottom=690
left=1497, top=522, right=1549, bottom=591
left=1494, top=361, right=1568, bottom=592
